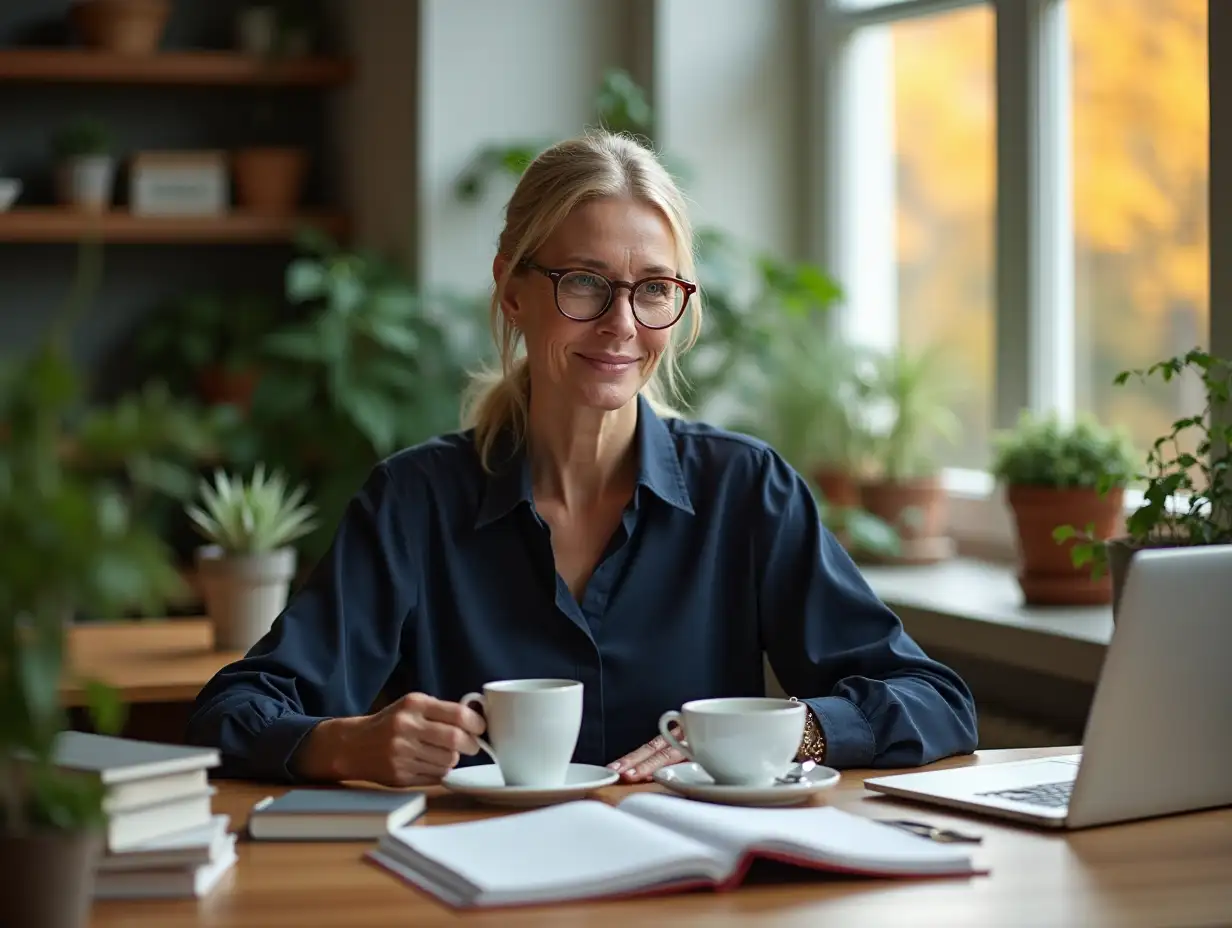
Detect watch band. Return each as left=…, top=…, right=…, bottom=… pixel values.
left=790, top=697, right=828, bottom=763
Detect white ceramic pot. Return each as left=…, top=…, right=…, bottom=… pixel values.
left=196, top=545, right=297, bottom=653
left=0, top=177, right=21, bottom=211
left=56, top=156, right=115, bottom=212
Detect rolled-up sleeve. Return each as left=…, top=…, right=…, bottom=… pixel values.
left=754, top=449, right=979, bottom=768
left=185, top=462, right=417, bottom=781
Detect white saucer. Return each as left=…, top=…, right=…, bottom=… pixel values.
left=652, top=762, right=841, bottom=807
left=441, top=763, right=620, bottom=807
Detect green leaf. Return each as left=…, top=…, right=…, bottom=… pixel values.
left=1052, top=524, right=1079, bottom=543
left=341, top=387, right=399, bottom=455
left=287, top=259, right=327, bottom=303
left=82, top=679, right=126, bottom=736
left=365, top=319, right=420, bottom=355
left=264, top=329, right=324, bottom=362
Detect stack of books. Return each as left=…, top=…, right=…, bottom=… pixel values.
left=50, top=731, right=237, bottom=900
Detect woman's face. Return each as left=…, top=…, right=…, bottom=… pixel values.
left=500, top=196, right=680, bottom=413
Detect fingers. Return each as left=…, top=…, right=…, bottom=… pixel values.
left=619, top=745, right=685, bottom=782
left=395, top=710, right=481, bottom=756
left=419, top=694, right=488, bottom=737
left=608, top=733, right=669, bottom=773
left=390, top=743, right=460, bottom=784
left=608, top=727, right=685, bottom=782
left=392, top=693, right=484, bottom=755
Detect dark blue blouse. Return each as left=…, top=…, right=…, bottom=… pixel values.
left=186, top=395, right=978, bottom=781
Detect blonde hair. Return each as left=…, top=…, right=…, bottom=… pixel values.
left=461, top=130, right=703, bottom=471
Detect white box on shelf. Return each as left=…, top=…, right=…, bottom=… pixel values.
left=130, top=151, right=229, bottom=217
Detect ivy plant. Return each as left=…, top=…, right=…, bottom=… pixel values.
left=1053, top=348, right=1232, bottom=576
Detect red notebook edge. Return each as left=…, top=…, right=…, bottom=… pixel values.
left=362, top=845, right=988, bottom=912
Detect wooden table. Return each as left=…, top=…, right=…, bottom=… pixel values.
left=62, top=619, right=240, bottom=707
left=62, top=619, right=241, bottom=744
left=90, top=747, right=1232, bottom=927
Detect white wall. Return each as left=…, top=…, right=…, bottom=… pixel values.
left=656, top=0, right=806, bottom=262
left=417, top=0, right=632, bottom=292
left=339, top=0, right=809, bottom=294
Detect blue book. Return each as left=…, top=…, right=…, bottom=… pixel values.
left=248, top=788, right=426, bottom=841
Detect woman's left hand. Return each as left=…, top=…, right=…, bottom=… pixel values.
left=607, top=729, right=686, bottom=782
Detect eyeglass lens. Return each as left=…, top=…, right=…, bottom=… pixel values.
left=556, top=271, right=685, bottom=327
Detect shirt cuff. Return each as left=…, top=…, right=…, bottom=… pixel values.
left=259, top=713, right=331, bottom=783
left=801, top=696, right=876, bottom=769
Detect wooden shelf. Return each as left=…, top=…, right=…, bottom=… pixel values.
left=0, top=208, right=348, bottom=244
left=0, top=49, right=351, bottom=86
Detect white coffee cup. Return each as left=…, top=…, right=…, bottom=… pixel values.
left=658, top=697, right=807, bottom=786
left=460, top=679, right=583, bottom=787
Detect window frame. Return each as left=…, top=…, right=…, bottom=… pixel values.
left=808, top=0, right=1206, bottom=562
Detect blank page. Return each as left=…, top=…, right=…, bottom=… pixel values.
left=382, top=799, right=725, bottom=901
left=618, top=793, right=975, bottom=875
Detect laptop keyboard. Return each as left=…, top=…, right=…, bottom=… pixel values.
left=979, top=780, right=1073, bottom=808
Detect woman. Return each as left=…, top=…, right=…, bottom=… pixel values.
left=186, top=131, right=978, bottom=786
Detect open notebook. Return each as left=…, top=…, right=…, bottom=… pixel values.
left=365, top=792, right=983, bottom=908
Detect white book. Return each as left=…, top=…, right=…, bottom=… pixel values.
left=105, top=789, right=216, bottom=852
left=97, top=815, right=231, bottom=872
left=365, top=792, right=984, bottom=909
left=103, top=767, right=212, bottom=815
left=92, top=834, right=238, bottom=900
left=51, top=731, right=219, bottom=784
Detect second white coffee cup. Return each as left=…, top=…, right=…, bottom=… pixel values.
left=658, top=696, right=807, bottom=786
left=460, top=678, right=583, bottom=787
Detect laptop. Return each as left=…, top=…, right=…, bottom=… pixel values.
left=864, top=544, right=1232, bottom=830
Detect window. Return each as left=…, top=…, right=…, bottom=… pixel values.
left=815, top=0, right=1214, bottom=557
left=893, top=7, right=996, bottom=470
left=824, top=2, right=996, bottom=471
left=1071, top=0, right=1209, bottom=461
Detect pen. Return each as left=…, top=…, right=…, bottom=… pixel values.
left=252, top=795, right=274, bottom=812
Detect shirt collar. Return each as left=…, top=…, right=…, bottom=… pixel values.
left=475, top=394, right=694, bottom=529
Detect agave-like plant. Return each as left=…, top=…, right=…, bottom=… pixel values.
left=186, top=464, right=318, bottom=555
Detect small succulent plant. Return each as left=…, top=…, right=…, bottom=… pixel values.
left=187, top=464, right=317, bottom=555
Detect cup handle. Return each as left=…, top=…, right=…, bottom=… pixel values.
left=658, top=710, right=693, bottom=762
left=459, top=691, right=498, bottom=762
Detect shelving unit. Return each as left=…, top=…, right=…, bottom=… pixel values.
left=0, top=49, right=351, bottom=86
left=0, top=47, right=353, bottom=244
left=0, top=207, right=348, bottom=244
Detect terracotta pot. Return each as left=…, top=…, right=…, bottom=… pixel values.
left=1006, top=485, right=1124, bottom=606
left=71, top=0, right=170, bottom=55
left=198, top=364, right=261, bottom=412
left=0, top=828, right=102, bottom=928
left=858, top=475, right=953, bottom=564
left=1104, top=536, right=1197, bottom=621
left=232, top=147, right=308, bottom=216
left=812, top=468, right=861, bottom=509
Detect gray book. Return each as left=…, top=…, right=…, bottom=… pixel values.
left=248, top=788, right=426, bottom=841
left=51, top=731, right=220, bottom=785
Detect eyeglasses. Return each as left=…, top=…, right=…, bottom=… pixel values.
left=521, top=260, right=696, bottom=330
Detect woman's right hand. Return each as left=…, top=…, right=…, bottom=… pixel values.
left=295, top=692, right=487, bottom=786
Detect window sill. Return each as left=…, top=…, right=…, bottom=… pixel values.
left=860, top=557, right=1113, bottom=685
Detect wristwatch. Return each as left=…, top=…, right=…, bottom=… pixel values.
left=791, top=697, right=828, bottom=763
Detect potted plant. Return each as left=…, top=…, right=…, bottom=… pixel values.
left=857, top=345, right=961, bottom=564
left=728, top=308, right=898, bottom=555
left=52, top=119, right=116, bottom=213
left=992, top=411, right=1136, bottom=605
left=1, top=242, right=213, bottom=928
left=235, top=0, right=321, bottom=58
left=189, top=464, right=318, bottom=653
left=135, top=290, right=280, bottom=412
left=1056, top=348, right=1232, bottom=617
left=69, top=0, right=171, bottom=56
